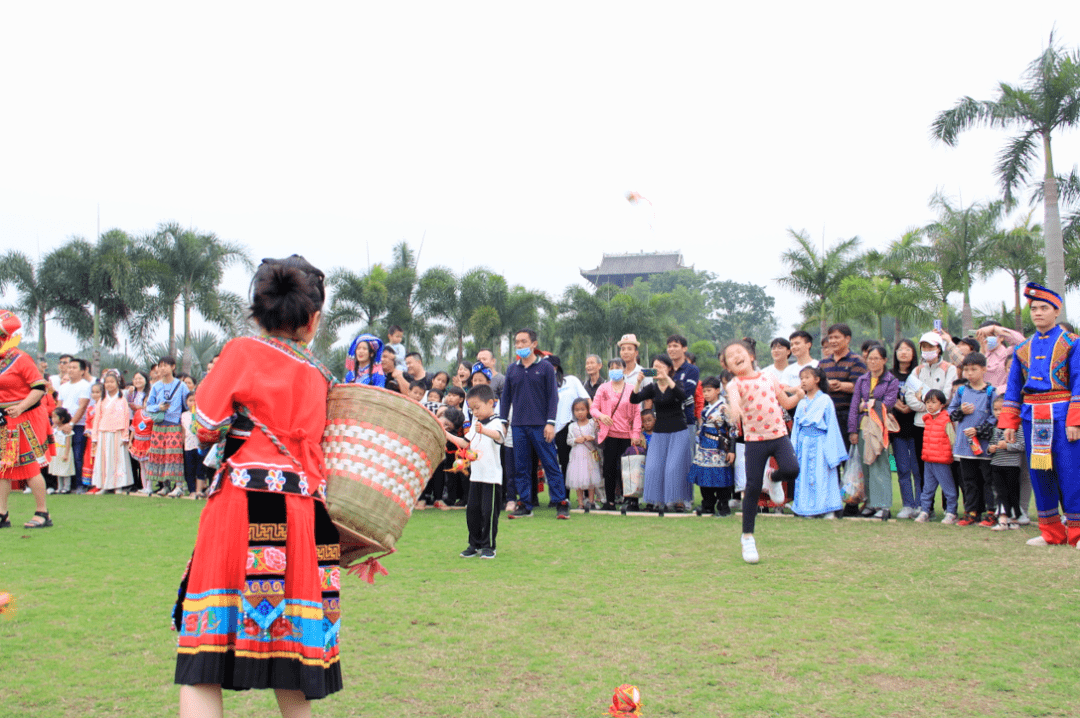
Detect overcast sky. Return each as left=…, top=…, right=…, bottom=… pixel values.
left=1, top=2, right=1077, bottom=355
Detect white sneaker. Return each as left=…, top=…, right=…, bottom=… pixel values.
left=914, top=511, right=929, bottom=523
left=740, top=535, right=759, bottom=564
left=46, top=487, right=55, bottom=495
left=22, top=487, right=31, bottom=494
left=1026, top=535, right=1050, bottom=546
left=1017, top=511, right=1031, bottom=526
left=941, top=513, right=958, bottom=525
left=897, top=507, right=915, bottom=520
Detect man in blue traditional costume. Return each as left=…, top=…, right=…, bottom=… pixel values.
left=999, top=283, right=1080, bottom=547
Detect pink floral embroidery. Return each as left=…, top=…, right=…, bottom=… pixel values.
left=263, top=546, right=287, bottom=572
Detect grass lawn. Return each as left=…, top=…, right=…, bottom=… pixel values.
left=2, top=490, right=1079, bottom=717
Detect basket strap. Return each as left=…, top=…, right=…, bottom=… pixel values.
left=237, top=405, right=305, bottom=473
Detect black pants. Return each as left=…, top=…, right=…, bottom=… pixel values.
left=555, top=425, right=571, bottom=481
left=742, top=438, right=799, bottom=534
left=183, top=449, right=206, bottom=493
left=466, top=482, right=503, bottom=550
left=700, top=486, right=732, bottom=513
left=991, top=464, right=1021, bottom=519
left=601, top=436, right=632, bottom=505
left=959, top=458, right=994, bottom=518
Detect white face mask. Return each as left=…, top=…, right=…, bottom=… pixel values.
left=921, top=350, right=939, bottom=363
left=985, top=336, right=999, bottom=350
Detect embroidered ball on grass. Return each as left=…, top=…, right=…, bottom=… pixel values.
left=0, top=591, right=16, bottom=619
left=608, top=683, right=642, bottom=716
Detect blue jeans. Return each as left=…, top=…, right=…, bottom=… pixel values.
left=512, top=425, right=567, bottom=510
left=920, top=462, right=957, bottom=515
left=891, top=436, right=921, bottom=509
left=71, top=425, right=86, bottom=484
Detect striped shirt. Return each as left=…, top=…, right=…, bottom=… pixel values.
left=818, top=351, right=867, bottom=427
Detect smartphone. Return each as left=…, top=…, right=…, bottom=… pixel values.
left=642, top=368, right=658, bottom=378
left=933, top=319, right=942, bottom=331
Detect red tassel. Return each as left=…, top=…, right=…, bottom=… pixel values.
left=346, top=552, right=393, bottom=584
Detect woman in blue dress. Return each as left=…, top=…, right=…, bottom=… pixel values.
left=344, top=332, right=385, bottom=387
left=791, top=365, right=848, bottom=517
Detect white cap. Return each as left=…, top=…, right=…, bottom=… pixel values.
left=918, top=331, right=944, bottom=349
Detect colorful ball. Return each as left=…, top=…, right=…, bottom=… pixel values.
left=609, top=683, right=642, bottom=715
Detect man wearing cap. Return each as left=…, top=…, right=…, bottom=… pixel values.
left=617, top=334, right=647, bottom=387
left=999, top=283, right=1080, bottom=547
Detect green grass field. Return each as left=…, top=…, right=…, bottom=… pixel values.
left=2, top=491, right=1079, bottom=718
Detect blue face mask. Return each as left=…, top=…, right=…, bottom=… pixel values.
left=985, top=336, right=999, bottom=350
left=609, top=370, right=624, bottom=382
left=515, top=347, right=532, bottom=359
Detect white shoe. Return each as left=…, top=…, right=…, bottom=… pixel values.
left=1026, top=536, right=1050, bottom=546
left=896, top=507, right=915, bottom=520
left=913, top=511, right=929, bottom=523
left=740, top=535, right=759, bottom=564
left=46, top=487, right=55, bottom=495
left=22, top=487, right=31, bottom=494
left=1017, top=511, right=1031, bottom=526
left=823, top=513, right=836, bottom=520
left=941, top=513, right=958, bottom=525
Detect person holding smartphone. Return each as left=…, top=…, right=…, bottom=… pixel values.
left=630, top=354, right=690, bottom=515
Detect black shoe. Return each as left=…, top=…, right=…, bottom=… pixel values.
left=460, top=546, right=479, bottom=558
left=717, top=506, right=730, bottom=517
left=480, top=548, right=496, bottom=559
left=600, top=502, right=616, bottom=512
left=0, top=512, right=9, bottom=529
left=507, top=505, right=533, bottom=519
left=859, top=507, right=875, bottom=517
left=556, top=501, right=570, bottom=520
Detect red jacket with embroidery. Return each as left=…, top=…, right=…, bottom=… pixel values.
left=921, top=410, right=953, bottom=464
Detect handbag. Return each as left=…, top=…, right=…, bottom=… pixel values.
left=149, top=381, right=182, bottom=423
left=621, top=446, right=646, bottom=499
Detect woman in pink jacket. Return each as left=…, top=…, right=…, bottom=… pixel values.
left=590, top=358, right=643, bottom=511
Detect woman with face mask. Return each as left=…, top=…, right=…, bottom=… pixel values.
left=590, top=358, right=643, bottom=511
left=904, top=331, right=959, bottom=456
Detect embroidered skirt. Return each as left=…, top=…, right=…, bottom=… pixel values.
left=0, top=405, right=54, bottom=483
left=147, top=423, right=185, bottom=482
left=174, top=478, right=342, bottom=699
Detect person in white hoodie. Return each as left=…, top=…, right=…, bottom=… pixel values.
left=904, top=331, right=959, bottom=514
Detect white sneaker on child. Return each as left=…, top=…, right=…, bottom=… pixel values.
left=914, top=511, right=929, bottom=523
left=740, top=535, right=759, bottom=564
left=896, top=507, right=915, bottom=520
left=1026, top=535, right=1050, bottom=546
left=941, top=513, right=958, bottom=525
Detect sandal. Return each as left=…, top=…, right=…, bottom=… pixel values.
left=24, top=511, right=52, bottom=529
left=0, top=512, right=10, bottom=529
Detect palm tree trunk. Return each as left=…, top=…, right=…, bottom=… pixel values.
left=819, top=295, right=828, bottom=347
left=168, top=299, right=177, bottom=357
left=1042, top=132, right=1067, bottom=318
left=37, top=308, right=47, bottom=356
left=182, top=292, right=193, bottom=375
left=894, top=315, right=902, bottom=345
left=1013, top=278, right=1023, bottom=332
left=961, top=273, right=973, bottom=336
left=92, top=306, right=101, bottom=377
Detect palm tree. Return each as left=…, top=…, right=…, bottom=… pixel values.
left=0, top=249, right=82, bottom=356
left=863, top=230, right=938, bottom=342
left=141, top=223, right=252, bottom=373
left=931, top=32, right=1080, bottom=313
left=989, top=210, right=1046, bottom=331
left=325, top=264, right=389, bottom=338
left=832, top=275, right=929, bottom=345
left=383, top=241, right=439, bottom=358
left=418, top=266, right=507, bottom=364
left=500, top=285, right=551, bottom=365
left=40, top=232, right=144, bottom=374
left=776, top=229, right=863, bottom=342
left=924, top=192, right=1003, bottom=335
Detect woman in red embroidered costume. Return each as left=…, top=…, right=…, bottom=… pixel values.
left=0, top=310, right=54, bottom=529
left=173, top=256, right=341, bottom=717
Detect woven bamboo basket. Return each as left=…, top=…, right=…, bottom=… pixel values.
left=322, top=384, right=445, bottom=563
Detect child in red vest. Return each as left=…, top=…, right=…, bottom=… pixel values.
left=915, top=389, right=958, bottom=524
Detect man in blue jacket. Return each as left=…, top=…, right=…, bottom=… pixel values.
left=501, top=328, right=570, bottom=519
